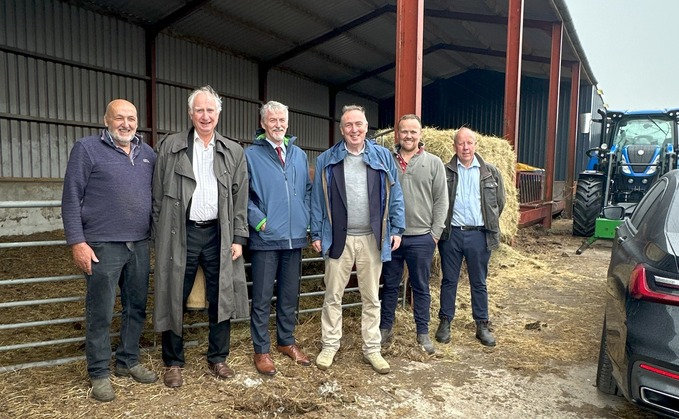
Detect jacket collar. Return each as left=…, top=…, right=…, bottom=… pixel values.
left=447, top=152, right=490, bottom=177
left=253, top=128, right=296, bottom=147
left=169, top=128, right=235, bottom=153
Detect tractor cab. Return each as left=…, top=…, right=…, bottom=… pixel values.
left=573, top=108, right=679, bottom=240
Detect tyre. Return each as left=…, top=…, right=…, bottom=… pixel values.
left=573, top=177, right=604, bottom=237
left=596, top=319, right=620, bottom=395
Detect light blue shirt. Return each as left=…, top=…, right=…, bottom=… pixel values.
left=452, top=156, right=484, bottom=227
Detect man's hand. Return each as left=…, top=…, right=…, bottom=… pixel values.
left=231, top=243, right=243, bottom=260
left=312, top=239, right=322, bottom=253
left=71, top=242, right=99, bottom=275
left=390, top=235, right=402, bottom=251
left=260, top=222, right=266, bottom=231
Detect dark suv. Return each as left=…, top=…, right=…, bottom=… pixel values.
left=597, top=169, right=679, bottom=416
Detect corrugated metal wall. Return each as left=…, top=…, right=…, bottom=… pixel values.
left=379, top=69, right=577, bottom=181
left=0, top=0, right=146, bottom=178
left=156, top=34, right=260, bottom=140
left=267, top=69, right=331, bottom=161
left=1, top=0, right=376, bottom=179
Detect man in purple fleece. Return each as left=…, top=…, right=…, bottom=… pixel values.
left=61, top=99, right=157, bottom=402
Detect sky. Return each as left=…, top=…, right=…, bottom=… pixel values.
left=566, top=0, right=679, bottom=110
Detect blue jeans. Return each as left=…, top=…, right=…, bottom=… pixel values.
left=85, top=240, right=150, bottom=379
left=249, top=249, right=302, bottom=353
left=438, top=229, right=490, bottom=322
left=380, top=234, right=436, bottom=334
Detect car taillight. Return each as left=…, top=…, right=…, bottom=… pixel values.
left=630, top=264, right=679, bottom=306
left=640, top=363, right=679, bottom=381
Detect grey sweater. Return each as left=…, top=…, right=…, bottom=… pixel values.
left=394, top=147, right=448, bottom=239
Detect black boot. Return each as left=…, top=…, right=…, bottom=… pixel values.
left=435, top=318, right=451, bottom=343
left=476, top=320, right=496, bottom=347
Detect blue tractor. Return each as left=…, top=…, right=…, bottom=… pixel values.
left=573, top=108, right=679, bottom=237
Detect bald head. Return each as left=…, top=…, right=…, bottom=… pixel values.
left=104, top=99, right=138, bottom=148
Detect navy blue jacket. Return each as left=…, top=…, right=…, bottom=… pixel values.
left=245, top=129, right=311, bottom=250
left=310, top=139, right=405, bottom=261
left=62, top=130, right=156, bottom=245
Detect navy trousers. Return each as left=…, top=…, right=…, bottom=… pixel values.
left=249, top=249, right=302, bottom=354
left=438, top=228, right=491, bottom=322
left=380, top=234, right=437, bottom=334
left=162, top=223, right=231, bottom=366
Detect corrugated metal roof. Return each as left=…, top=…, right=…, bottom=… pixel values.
left=66, top=0, right=597, bottom=100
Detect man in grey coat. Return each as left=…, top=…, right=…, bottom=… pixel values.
left=152, top=85, right=249, bottom=388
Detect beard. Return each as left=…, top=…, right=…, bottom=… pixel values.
left=110, top=130, right=136, bottom=147
left=270, top=130, right=286, bottom=142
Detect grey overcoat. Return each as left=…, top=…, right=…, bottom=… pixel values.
left=152, top=128, right=249, bottom=336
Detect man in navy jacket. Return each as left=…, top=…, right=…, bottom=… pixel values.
left=245, top=100, right=312, bottom=375
left=62, top=99, right=157, bottom=402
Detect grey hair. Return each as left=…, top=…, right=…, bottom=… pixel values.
left=260, top=100, right=289, bottom=121
left=340, top=104, right=368, bottom=125
left=187, top=85, right=222, bottom=114
left=453, top=127, right=478, bottom=144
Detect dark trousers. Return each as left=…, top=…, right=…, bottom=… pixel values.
left=85, top=240, right=150, bottom=379
left=249, top=249, right=302, bottom=353
left=162, top=223, right=231, bottom=366
left=438, top=229, right=491, bottom=322
left=380, top=234, right=436, bottom=334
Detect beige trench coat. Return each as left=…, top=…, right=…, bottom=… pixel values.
left=152, top=129, right=249, bottom=336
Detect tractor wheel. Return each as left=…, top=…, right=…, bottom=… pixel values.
left=573, top=177, right=603, bottom=237
left=596, top=319, right=620, bottom=396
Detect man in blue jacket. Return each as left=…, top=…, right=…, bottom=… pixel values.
left=310, top=105, right=405, bottom=374
left=245, top=101, right=312, bottom=375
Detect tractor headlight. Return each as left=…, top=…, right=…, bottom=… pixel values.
left=621, top=155, right=631, bottom=174
left=647, top=155, right=660, bottom=175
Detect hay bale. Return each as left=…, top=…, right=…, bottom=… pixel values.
left=375, top=127, right=519, bottom=243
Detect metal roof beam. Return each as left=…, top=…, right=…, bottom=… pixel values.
left=263, top=4, right=396, bottom=68
left=424, top=8, right=552, bottom=31
left=431, top=43, right=578, bottom=66
left=148, top=0, right=212, bottom=34
left=337, top=42, right=578, bottom=89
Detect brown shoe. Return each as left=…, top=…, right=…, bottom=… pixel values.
left=208, top=362, right=235, bottom=379
left=163, top=366, right=183, bottom=388
left=277, top=344, right=311, bottom=366
left=253, top=353, right=277, bottom=376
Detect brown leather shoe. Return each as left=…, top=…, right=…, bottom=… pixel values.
left=277, top=344, right=311, bottom=366
left=208, top=362, right=235, bottom=379
left=163, top=366, right=183, bottom=388
left=253, top=353, right=277, bottom=376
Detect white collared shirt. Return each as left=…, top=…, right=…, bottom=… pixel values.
left=265, top=137, right=286, bottom=162
left=189, top=132, right=219, bottom=221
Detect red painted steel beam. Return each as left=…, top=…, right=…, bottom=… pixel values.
left=565, top=62, right=581, bottom=218
left=544, top=22, right=563, bottom=229
left=394, top=0, right=424, bottom=132
left=503, top=0, right=523, bottom=150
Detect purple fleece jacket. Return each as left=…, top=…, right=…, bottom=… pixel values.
left=61, top=131, right=156, bottom=245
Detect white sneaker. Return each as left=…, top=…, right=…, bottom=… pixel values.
left=315, top=348, right=336, bottom=370
left=363, top=352, right=390, bottom=374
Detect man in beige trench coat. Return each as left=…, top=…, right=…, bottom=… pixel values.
left=152, top=85, right=249, bottom=388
